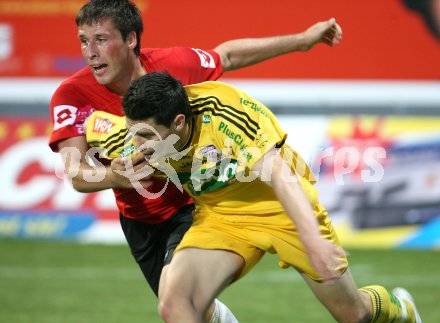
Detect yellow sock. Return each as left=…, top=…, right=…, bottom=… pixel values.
left=360, top=285, right=417, bottom=323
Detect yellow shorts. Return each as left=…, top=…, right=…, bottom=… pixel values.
left=175, top=203, right=348, bottom=281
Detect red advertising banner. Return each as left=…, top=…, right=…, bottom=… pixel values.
left=0, top=0, right=439, bottom=79
left=0, top=117, right=118, bottom=219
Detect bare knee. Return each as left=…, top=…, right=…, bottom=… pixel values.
left=158, top=297, right=175, bottom=323
left=158, top=294, right=203, bottom=323
left=158, top=296, right=189, bottom=322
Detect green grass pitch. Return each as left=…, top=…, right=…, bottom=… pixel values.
left=1, top=240, right=438, bottom=322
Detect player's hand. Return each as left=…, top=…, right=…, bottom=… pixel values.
left=110, top=153, right=154, bottom=189
left=304, top=237, right=347, bottom=284
left=302, top=18, right=343, bottom=50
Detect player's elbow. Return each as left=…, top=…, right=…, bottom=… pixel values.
left=214, top=45, right=234, bottom=71
left=270, top=155, right=295, bottom=193
left=70, top=174, right=105, bottom=193
left=70, top=177, right=91, bottom=193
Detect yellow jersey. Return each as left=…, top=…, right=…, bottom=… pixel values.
left=86, top=81, right=318, bottom=215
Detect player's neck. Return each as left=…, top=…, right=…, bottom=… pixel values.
left=131, top=56, right=147, bottom=84
left=107, top=56, right=146, bottom=97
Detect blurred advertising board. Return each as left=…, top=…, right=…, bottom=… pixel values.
left=0, top=116, right=439, bottom=248
left=0, top=0, right=439, bottom=79
left=0, top=117, right=124, bottom=243
left=282, top=115, right=440, bottom=249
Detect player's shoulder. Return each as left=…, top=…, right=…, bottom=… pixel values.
left=53, top=67, right=95, bottom=96
left=187, top=81, right=246, bottom=129
left=86, top=111, right=129, bottom=159
left=87, top=110, right=126, bottom=136
left=140, top=46, right=193, bottom=57
left=140, top=47, right=217, bottom=64
left=50, top=66, right=108, bottom=108
left=186, top=80, right=242, bottom=99
left=140, top=47, right=181, bottom=62
left=185, top=81, right=242, bottom=93
left=89, top=110, right=124, bottom=123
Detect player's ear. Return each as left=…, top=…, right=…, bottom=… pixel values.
left=126, top=31, right=137, bottom=50
left=173, top=114, right=186, bottom=131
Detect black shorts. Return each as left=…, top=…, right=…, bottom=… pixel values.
left=120, top=204, right=194, bottom=296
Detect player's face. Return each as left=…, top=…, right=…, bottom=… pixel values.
left=126, top=117, right=176, bottom=162
left=78, top=18, right=134, bottom=89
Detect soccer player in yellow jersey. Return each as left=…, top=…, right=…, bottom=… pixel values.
left=86, top=72, right=422, bottom=323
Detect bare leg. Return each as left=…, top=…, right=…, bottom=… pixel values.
left=158, top=248, right=244, bottom=323
left=301, top=268, right=372, bottom=323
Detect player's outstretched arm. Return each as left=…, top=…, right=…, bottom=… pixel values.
left=253, top=147, right=346, bottom=283
left=58, top=136, right=152, bottom=193
left=214, top=18, right=342, bottom=71
left=58, top=136, right=115, bottom=192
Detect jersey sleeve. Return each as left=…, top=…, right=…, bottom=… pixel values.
left=86, top=111, right=136, bottom=159
left=49, top=83, right=96, bottom=152
left=144, top=47, right=224, bottom=85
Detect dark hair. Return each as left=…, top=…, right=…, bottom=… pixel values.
left=403, top=0, right=440, bottom=40
left=76, top=0, right=143, bottom=55
left=123, top=72, right=193, bottom=127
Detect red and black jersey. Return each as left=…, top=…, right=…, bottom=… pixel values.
left=49, top=47, right=223, bottom=223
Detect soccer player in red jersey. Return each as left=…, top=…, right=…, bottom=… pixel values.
left=48, top=0, right=342, bottom=321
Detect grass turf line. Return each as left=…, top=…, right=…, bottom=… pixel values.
left=0, top=240, right=438, bottom=323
